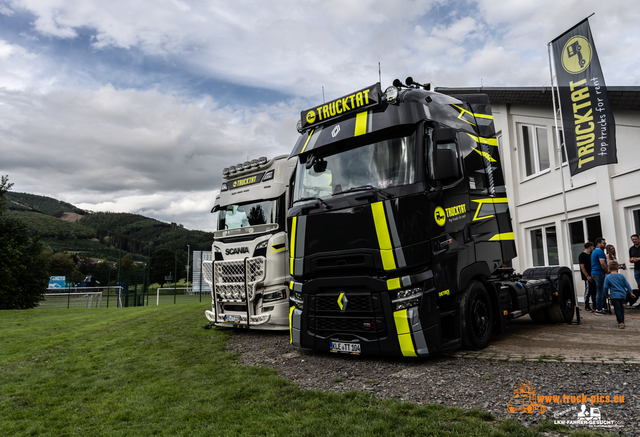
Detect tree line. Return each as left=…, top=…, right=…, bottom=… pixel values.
left=0, top=176, right=197, bottom=309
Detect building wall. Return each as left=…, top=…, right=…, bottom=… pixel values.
left=491, top=103, right=640, bottom=296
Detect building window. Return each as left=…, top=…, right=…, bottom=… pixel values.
left=633, top=208, right=640, bottom=235
left=530, top=225, right=559, bottom=267
left=520, top=124, right=550, bottom=178
left=568, top=216, right=602, bottom=264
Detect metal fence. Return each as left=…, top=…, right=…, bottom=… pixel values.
left=38, top=251, right=213, bottom=309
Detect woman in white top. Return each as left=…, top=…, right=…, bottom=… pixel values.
left=605, top=244, right=627, bottom=270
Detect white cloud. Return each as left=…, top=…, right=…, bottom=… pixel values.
left=1, top=0, right=638, bottom=232
left=0, top=83, right=299, bottom=230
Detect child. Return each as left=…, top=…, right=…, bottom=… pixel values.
left=603, top=261, right=636, bottom=329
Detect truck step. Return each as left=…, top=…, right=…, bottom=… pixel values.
left=441, top=338, right=462, bottom=351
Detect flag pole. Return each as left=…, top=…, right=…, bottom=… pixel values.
left=548, top=42, right=580, bottom=324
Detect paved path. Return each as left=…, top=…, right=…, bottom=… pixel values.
left=448, top=306, right=640, bottom=364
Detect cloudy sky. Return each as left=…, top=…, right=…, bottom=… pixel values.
left=1, top=0, right=638, bottom=231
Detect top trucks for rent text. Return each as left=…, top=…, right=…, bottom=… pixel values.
left=287, top=79, right=575, bottom=356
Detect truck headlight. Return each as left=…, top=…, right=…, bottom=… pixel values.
left=262, top=170, right=274, bottom=182
left=291, top=290, right=303, bottom=310
left=263, top=288, right=286, bottom=303
left=392, top=287, right=422, bottom=311
left=255, top=240, right=269, bottom=250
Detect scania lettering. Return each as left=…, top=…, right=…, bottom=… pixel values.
left=203, top=155, right=295, bottom=330
left=288, top=79, right=575, bottom=356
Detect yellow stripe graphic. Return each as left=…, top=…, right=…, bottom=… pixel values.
left=355, top=111, right=368, bottom=136
left=473, top=148, right=496, bottom=162
left=371, top=202, right=396, bottom=270
left=466, top=133, right=498, bottom=146
left=270, top=246, right=286, bottom=254
left=289, top=306, right=295, bottom=344
left=489, top=232, right=515, bottom=241
left=289, top=217, right=297, bottom=275
left=387, top=278, right=401, bottom=291
left=300, top=129, right=315, bottom=154
left=393, top=310, right=417, bottom=357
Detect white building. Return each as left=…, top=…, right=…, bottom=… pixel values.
left=438, top=86, right=640, bottom=296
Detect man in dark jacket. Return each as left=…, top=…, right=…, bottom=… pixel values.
left=579, top=242, right=595, bottom=311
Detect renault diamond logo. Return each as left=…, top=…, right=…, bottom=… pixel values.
left=337, top=292, right=348, bottom=311
left=332, top=125, right=341, bottom=137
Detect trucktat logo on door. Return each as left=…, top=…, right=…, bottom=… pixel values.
left=434, top=207, right=446, bottom=227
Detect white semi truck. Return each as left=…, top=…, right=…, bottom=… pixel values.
left=203, top=155, right=295, bottom=330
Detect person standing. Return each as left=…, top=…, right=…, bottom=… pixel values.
left=605, top=244, right=626, bottom=270
left=579, top=242, right=595, bottom=311
left=629, top=234, right=640, bottom=292
left=603, top=261, right=636, bottom=328
left=591, top=237, right=609, bottom=314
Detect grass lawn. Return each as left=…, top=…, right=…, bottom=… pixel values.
left=0, top=304, right=586, bottom=436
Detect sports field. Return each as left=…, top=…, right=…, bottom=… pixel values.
left=0, top=304, right=570, bottom=436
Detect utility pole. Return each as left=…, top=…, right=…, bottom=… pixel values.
left=187, top=244, right=190, bottom=294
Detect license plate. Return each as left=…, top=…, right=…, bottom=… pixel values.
left=225, top=314, right=241, bottom=323
left=330, top=341, right=361, bottom=353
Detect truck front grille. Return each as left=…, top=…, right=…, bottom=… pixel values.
left=202, top=257, right=266, bottom=302
left=312, top=316, right=386, bottom=335
left=315, top=294, right=373, bottom=312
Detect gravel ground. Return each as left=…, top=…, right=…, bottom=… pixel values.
left=227, top=329, right=639, bottom=436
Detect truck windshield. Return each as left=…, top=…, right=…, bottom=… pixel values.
left=217, top=199, right=278, bottom=231
left=293, top=130, right=417, bottom=202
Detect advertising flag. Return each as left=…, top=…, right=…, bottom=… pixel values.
left=551, top=19, right=616, bottom=176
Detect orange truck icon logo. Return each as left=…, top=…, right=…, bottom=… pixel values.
left=508, top=381, right=547, bottom=413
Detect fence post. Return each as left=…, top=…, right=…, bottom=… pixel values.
left=107, top=265, right=111, bottom=308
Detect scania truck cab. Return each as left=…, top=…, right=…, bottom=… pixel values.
left=203, top=155, right=295, bottom=330
left=288, top=80, right=575, bottom=356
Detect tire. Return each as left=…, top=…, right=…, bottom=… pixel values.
left=460, top=281, right=494, bottom=350
left=529, top=308, right=550, bottom=324
left=544, top=274, right=575, bottom=323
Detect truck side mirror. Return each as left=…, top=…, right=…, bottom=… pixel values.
left=433, top=127, right=457, bottom=144
left=433, top=148, right=460, bottom=181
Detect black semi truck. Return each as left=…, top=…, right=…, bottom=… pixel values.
left=287, top=79, right=575, bottom=357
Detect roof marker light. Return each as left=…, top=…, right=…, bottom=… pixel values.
left=384, top=86, right=399, bottom=104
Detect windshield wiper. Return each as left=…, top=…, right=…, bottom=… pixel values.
left=332, top=185, right=393, bottom=200
left=292, top=196, right=332, bottom=210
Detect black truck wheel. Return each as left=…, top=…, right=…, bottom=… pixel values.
left=461, top=281, right=493, bottom=350
left=544, top=274, right=575, bottom=323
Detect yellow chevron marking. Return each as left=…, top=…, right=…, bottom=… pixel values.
left=489, top=232, right=515, bottom=241
left=466, top=133, right=498, bottom=146
left=472, top=198, right=509, bottom=221
left=473, top=148, right=496, bottom=162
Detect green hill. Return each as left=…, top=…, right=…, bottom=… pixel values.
left=6, top=192, right=86, bottom=216
left=6, top=192, right=213, bottom=260
left=4, top=210, right=96, bottom=239
left=78, top=212, right=214, bottom=254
